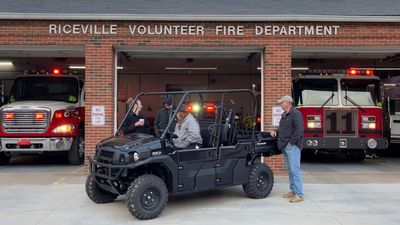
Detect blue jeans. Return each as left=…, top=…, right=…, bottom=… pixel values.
left=283, top=144, right=304, bottom=197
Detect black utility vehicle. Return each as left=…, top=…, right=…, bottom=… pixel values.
left=86, top=89, right=279, bottom=220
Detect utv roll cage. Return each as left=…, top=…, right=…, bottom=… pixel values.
left=116, top=89, right=258, bottom=153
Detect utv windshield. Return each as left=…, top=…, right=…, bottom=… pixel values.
left=293, top=78, right=339, bottom=106
left=340, top=78, right=380, bottom=106
left=10, top=77, right=79, bottom=103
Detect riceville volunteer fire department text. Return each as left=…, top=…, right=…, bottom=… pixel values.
left=49, top=24, right=340, bottom=36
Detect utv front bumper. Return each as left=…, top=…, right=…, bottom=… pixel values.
left=88, top=157, right=127, bottom=194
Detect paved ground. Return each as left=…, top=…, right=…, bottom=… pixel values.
left=0, top=154, right=400, bottom=225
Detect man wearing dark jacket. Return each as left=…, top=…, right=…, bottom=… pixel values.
left=154, top=96, right=173, bottom=136
left=271, top=95, right=304, bottom=203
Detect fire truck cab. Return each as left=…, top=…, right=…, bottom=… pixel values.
left=292, top=69, right=387, bottom=161
left=0, top=75, right=85, bottom=165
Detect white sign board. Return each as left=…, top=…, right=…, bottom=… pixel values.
left=91, top=105, right=105, bottom=126
left=272, top=106, right=284, bottom=126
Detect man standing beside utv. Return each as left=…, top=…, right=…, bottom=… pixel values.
left=271, top=95, right=304, bottom=203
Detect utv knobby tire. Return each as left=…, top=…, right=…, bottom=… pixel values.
left=243, top=163, right=274, bottom=199
left=126, top=174, right=168, bottom=220
left=85, top=174, right=118, bottom=203
left=0, top=152, right=11, bottom=165
left=68, top=129, right=84, bottom=165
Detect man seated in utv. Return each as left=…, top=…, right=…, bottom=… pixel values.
left=120, top=99, right=149, bottom=135
left=173, top=104, right=203, bottom=149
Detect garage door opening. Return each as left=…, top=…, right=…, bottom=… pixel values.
left=0, top=46, right=85, bottom=164
left=116, top=49, right=263, bottom=133
left=291, top=47, right=400, bottom=158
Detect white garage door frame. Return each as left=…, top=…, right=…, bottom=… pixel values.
left=113, top=46, right=265, bottom=132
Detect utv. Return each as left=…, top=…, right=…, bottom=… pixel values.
left=86, top=89, right=279, bottom=220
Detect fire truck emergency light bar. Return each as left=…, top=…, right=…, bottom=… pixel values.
left=347, top=68, right=374, bottom=76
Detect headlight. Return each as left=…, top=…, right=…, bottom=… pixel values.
left=129, top=152, right=140, bottom=162
left=53, top=124, right=74, bottom=133
left=307, top=121, right=321, bottom=129
left=307, top=115, right=321, bottom=129
left=362, top=116, right=375, bottom=122
left=362, top=116, right=376, bottom=129
left=362, top=122, right=376, bottom=129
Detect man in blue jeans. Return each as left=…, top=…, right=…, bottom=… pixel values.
left=271, top=95, right=304, bottom=203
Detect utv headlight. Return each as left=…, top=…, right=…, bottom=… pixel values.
left=129, top=152, right=140, bottom=162
left=133, top=152, right=139, bottom=161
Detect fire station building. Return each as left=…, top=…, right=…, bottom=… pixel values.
left=1, top=1, right=400, bottom=174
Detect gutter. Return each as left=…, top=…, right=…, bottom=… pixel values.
left=0, top=13, right=400, bottom=22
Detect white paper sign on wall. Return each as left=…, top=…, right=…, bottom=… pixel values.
left=272, top=106, right=284, bottom=126
left=91, top=105, right=105, bottom=126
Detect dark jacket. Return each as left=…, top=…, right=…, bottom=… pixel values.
left=120, top=112, right=149, bottom=134
left=277, top=107, right=304, bottom=150
left=155, top=108, right=170, bottom=132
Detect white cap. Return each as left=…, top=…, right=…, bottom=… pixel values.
left=277, top=95, right=293, bottom=104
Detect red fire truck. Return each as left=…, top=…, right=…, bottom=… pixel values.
left=0, top=74, right=85, bottom=165
left=292, top=69, right=387, bottom=161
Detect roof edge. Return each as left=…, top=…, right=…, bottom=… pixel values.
left=0, top=13, right=400, bottom=22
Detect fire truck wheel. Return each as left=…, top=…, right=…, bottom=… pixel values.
left=0, top=153, right=11, bottom=165
left=68, top=129, right=84, bottom=165
left=347, top=150, right=366, bottom=162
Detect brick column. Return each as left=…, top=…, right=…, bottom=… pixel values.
left=262, top=44, right=292, bottom=175
left=84, top=44, right=115, bottom=166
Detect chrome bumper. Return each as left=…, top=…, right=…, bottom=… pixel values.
left=0, top=137, right=73, bottom=152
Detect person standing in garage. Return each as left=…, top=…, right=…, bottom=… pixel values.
left=271, top=95, right=304, bottom=203
left=154, top=96, right=174, bottom=136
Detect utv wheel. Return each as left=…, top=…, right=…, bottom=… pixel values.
left=126, top=174, right=168, bottom=220
left=85, top=174, right=118, bottom=203
left=243, top=163, right=274, bottom=199
left=0, top=153, right=11, bottom=165
left=347, top=150, right=365, bottom=162
left=68, top=129, right=84, bottom=165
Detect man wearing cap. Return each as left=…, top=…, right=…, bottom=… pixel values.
left=271, top=95, right=304, bottom=203
left=173, top=104, right=203, bottom=149
left=155, top=96, right=173, bottom=136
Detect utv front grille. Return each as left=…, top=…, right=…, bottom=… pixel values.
left=96, top=148, right=115, bottom=164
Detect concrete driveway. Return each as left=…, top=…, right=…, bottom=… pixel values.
left=0, top=155, right=399, bottom=225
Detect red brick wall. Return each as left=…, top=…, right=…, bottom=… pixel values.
left=1, top=20, right=400, bottom=174
left=263, top=44, right=292, bottom=175
left=84, top=44, right=115, bottom=165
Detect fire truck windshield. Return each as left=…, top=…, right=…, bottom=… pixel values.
left=9, top=77, right=79, bottom=103
left=293, top=78, right=339, bottom=106
left=341, top=78, right=380, bottom=106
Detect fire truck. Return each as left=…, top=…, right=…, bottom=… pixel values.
left=292, top=69, right=387, bottom=161
left=0, top=74, right=85, bottom=165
